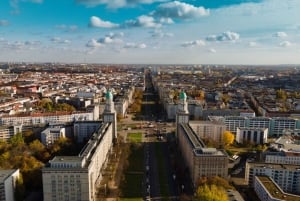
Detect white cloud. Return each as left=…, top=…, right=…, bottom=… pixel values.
left=86, top=39, right=103, bottom=48
left=124, top=42, right=147, bottom=48
left=181, top=40, right=205, bottom=47
left=0, top=20, right=9, bottom=26
left=279, top=41, right=292, bottom=47
left=150, top=29, right=174, bottom=38
left=97, top=32, right=124, bottom=44
left=50, top=37, right=71, bottom=44
left=159, top=17, right=174, bottom=24
left=206, top=31, right=240, bottom=42
left=153, top=1, right=209, bottom=20
left=273, top=32, right=287, bottom=38
left=98, top=36, right=114, bottom=44
left=124, top=15, right=161, bottom=28
left=248, top=41, right=257, bottom=47
left=89, top=16, right=119, bottom=28
left=106, top=32, right=124, bottom=39
left=76, top=0, right=167, bottom=8
left=50, top=37, right=61, bottom=43
left=208, top=48, right=216, bottom=53
left=55, top=24, right=78, bottom=32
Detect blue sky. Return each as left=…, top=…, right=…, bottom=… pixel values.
left=0, top=0, right=299, bottom=64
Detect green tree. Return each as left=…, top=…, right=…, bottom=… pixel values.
left=9, top=133, right=24, bottom=146
left=55, top=103, right=76, bottom=112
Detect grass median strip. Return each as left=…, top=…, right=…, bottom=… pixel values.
left=120, top=143, right=144, bottom=200
left=128, top=132, right=143, bottom=143
left=155, top=143, right=170, bottom=200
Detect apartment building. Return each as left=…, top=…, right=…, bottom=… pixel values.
left=254, top=176, right=300, bottom=201
left=176, top=91, right=228, bottom=187
left=74, top=121, right=101, bottom=143
left=0, top=125, right=22, bottom=141
left=41, top=126, right=66, bottom=146
left=264, top=151, right=300, bottom=165
left=42, top=91, right=117, bottom=201
left=189, top=120, right=226, bottom=145
left=245, top=162, right=300, bottom=195
left=214, top=116, right=299, bottom=136
left=236, top=127, right=268, bottom=145
left=0, top=169, right=20, bottom=201
left=0, top=111, right=94, bottom=126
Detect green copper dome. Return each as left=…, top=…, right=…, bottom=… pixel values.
left=179, top=91, right=187, bottom=100
left=106, top=90, right=113, bottom=100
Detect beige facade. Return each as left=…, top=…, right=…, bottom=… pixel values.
left=42, top=123, right=114, bottom=201
left=176, top=91, right=228, bottom=187
left=189, top=120, right=226, bottom=145
left=42, top=91, right=117, bottom=201
left=177, top=123, right=228, bottom=187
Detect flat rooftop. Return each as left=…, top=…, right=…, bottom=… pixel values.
left=248, top=162, right=300, bottom=171
left=0, top=169, right=18, bottom=183
left=257, top=176, right=300, bottom=201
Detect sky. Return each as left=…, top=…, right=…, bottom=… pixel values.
left=0, top=0, right=299, bottom=64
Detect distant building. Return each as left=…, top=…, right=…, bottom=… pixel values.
left=0, top=125, right=22, bottom=141
left=0, top=111, right=94, bottom=127
left=210, top=116, right=300, bottom=137
left=41, top=126, right=66, bottom=146
left=264, top=151, right=300, bottom=165
left=0, top=169, right=20, bottom=201
left=236, top=127, right=268, bottom=145
left=270, top=136, right=300, bottom=152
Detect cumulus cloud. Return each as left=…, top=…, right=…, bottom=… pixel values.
left=124, top=42, right=147, bottom=49
left=50, top=37, right=71, bottom=44
left=153, top=1, right=209, bottom=20
left=89, top=16, right=119, bottom=28
left=124, top=15, right=161, bottom=28
left=279, top=41, right=291, bottom=47
left=76, top=0, right=167, bottom=8
left=86, top=39, right=103, bottom=48
left=97, top=32, right=124, bottom=44
left=0, top=20, right=9, bottom=26
left=55, top=24, right=78, bottom=32
left=181, top=40, right=205, bottom=47
left=86, top=32, right=124, bottom=48
left=248, top=41, right=257, bottom=47
left=273, top=32, right=287, bottom=38
left=208, top=48, right=216, bottom=53
left=2, top=40, right=42, bottom=50
left=150, top=29, right=174, bottom=38
left=159, top=17, right=174, bottom=24
left=206, top=31, right=240, bottom=42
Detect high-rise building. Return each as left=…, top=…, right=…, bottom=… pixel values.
left=42, top=91, right=117, bottom=201
left=176, top=91, right=228, bottom=187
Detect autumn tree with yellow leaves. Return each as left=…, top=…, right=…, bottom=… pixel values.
left=223, top=131, right=235, bottom=146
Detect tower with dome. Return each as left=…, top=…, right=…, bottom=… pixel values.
left=103, top=89, right=117, bottom=140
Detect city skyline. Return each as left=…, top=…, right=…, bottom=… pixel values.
left=0, top=0, right=299, bottom=65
